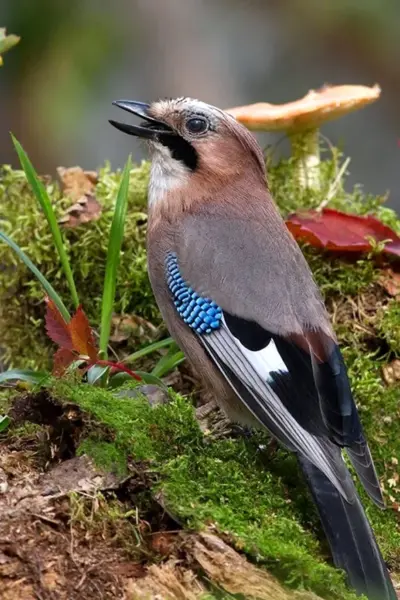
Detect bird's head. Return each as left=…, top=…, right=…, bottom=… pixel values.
left=110, top=97, right=266, bottom=207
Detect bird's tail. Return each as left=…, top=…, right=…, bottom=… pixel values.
left=298, top=455, right=396, bottom=600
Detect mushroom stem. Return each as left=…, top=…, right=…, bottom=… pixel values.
left=289, top=128, right=320, bottom=190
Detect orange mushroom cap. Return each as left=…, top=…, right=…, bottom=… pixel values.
left=226, top=84, right=381, bottom=132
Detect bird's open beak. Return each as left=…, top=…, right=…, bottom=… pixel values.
left=109, top=100, right=173, bottom=140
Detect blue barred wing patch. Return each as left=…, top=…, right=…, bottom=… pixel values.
left=166, top=253, right=222, bottom=334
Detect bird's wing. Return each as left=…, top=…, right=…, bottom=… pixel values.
left=167, top=213, right=383, bottom=506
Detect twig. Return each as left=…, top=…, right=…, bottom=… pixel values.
left=317, top=156, right=351, bottom=211
left=31, top=513, right=60, bottom=528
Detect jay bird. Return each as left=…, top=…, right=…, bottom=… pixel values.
left=110, top=97, right=396, bottom=600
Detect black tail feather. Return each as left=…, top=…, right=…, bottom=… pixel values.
left=298, top=455, right=396, bottom=600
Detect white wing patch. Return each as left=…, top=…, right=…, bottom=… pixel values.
left=239, top=338, right=288, bottom=384
left=201, top=323, right=355, bottom=502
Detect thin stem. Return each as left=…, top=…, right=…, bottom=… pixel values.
left=93, top=359, right=142, bottom=381
left=317, top=156, right=351, bottom=211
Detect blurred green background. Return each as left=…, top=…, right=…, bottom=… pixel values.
left=0, top=0, right=399, bottom=209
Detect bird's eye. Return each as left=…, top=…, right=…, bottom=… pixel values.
left=185, top=117, right=209, bottom=135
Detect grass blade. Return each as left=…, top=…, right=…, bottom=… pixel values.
left=130, top=371, right=169, bottom=391
left=11, top=134, right=79, bottom=308
left=109, top=370, right=168, bottom=392
left=152, top=348, right=185, bottom=378
left=0, top=416, right=10, bottom=432
left=87, top=364, right=109, bottom=386
left=0, top=231, right=70, bottom=321
left=99, top=156, right=132, bottom=357
left=122, top=337, right=176, bottom=364
left=0, top=368, right=49, bottom=385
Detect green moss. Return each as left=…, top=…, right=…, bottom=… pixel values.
left=0, top=161, right=158, bottom=369
left=378, top=299, right=400, bottom=354
left=0, top=389, right=12, bottom=414
left=77, top=438, right=128, bottom=476
left=161, top=444, right=353, bottom=598
left=47, top=381, right=363, bottom=600
left=60, top=383, right=203, bottom=463
left=303, top=247, right=378, bottom=298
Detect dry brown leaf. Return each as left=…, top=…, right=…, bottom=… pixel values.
left=382, top=359, right=400, bottom=386
left=58, top=195, right=102, bottom=228
left=114, top=562, right=147, bottom=579
left=378, top=268, right=400, bottom=298
left=110, top=314, right=159, bottom=344
left=57, top=166, right=101, bottom=227
left=149, top=532, right=178, bottom=556
left=57, top=166, right=98, bottom=200
left=41, top=569, right=64, bottom=592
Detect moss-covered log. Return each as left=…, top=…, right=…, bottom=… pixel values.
left=1, top=379, right=399, bottom=599
left=0, top=385, right=364, bottom=599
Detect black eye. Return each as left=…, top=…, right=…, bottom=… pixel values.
left=185, top=117, right=208, bottom=135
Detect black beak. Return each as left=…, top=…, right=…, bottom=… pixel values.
left=109, top=100, right=173, bottom=140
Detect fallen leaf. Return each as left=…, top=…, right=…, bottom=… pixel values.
left=53, top=348, right=76, bottom=376
left=110, top=314, right=159, bottom=344
left=382, top=359, right=400, bottom=386
left=286, top=208, right=400, bottom=257
left=378, top=268, right=400, bottom=298
left=45, top=298, right=73, bottom=350
left=58, top=195, right=102, bottom=228
left=57, top=166, right=101, bottom=227
left=114, top=562, right=147, bottom=579
left=149, top=532, right=178, bottom=556
left=41, top=570, right=62, bottom=592
left=57, top=166, right=98, bottom=200
left=69, top=306, right=98, bottom=361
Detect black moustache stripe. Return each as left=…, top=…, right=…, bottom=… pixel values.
left=159, top=134, right=198, bottom=171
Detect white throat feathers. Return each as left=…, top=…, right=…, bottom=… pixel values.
left=148, top=142, right=191, bottom=207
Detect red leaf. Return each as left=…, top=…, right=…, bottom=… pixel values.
left=53, top=347, right=77, bottom=376
left=45, top=298, right=73, bottom=350
left=69, top=305, right=98, bottom=361
left=286, top=209, right=400, bottom=257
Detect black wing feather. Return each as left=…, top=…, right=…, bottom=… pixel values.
left=208, top=311, right=384, bottom=508
left=202, top=322, right=356, bottom=501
